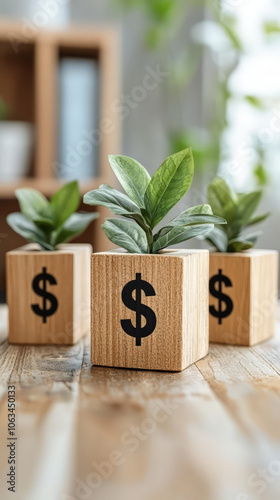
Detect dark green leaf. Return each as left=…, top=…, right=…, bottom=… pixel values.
left=52, top=212, right=99, bottom=247
left=50, top=181, right=80, bottom=227
left=6, top=213, right=54, bottom=250
left=152, top=224, right=214, bottom=253
left=245, top=212, right=270, bottom=227
left=144, top=148, right=194, bottom=229
left=108, top=155, right=151, bottom=207
left=236, top=190, right=262, bottom=225
left=32, top=217, right=56, bottom=231
left=207, top=177, right=237, bottom=223
left=102, top=218, right=148, bottom=254
left=227, top=238, right=256, bottom=252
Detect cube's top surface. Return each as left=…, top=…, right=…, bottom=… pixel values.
left=92, top=248, right=209, bottom=259
left=210, top=249, right=278, bottom=258
left=7, top=243, right=92, bottom=256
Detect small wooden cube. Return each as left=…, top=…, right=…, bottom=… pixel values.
left=7, top=243, right=92, bottom=344
left=209, top=250, right=279, bottom=345
left=91, top=249, right=209, bottom=371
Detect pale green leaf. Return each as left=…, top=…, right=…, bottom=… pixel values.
left=205, top=226, right=228, bottom=252
left=108, top=155, right=151, bottom=207
left=102, top=218, right=148, bottom=254
left=7, top=213, right=54, bottom=250
left=152, top=223, right=214, bottom=253
left=52, top=212, right=99, bottom=247
left=15, top=188, right=53, bottom=222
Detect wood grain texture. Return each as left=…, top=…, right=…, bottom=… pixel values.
left=92, top=249, right=209, bottom=371
left=0, top=305, right=280, bottom=500
left=6, top=243, right=92, bottom=345
left=209, top=250, right=279, bottom=345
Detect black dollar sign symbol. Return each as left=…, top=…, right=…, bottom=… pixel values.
left=209, top=269, right=233, bottom=325
left=121, top=273, right=157, bottom=346
left=31, top=267, right=58, bottom=323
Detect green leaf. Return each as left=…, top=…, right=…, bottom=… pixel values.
left=205, top=227, right=228, bottom=252
left=6, top=213, right=54, bottom=250
left=254, top=164, right=268, bottom=186
left=152, top=223, right=214, bottom=253
left=108, top=155, right=151, bottom=207
left=227, top=238, right=256, bottom=252
left=32, top=217, right=56, bottom=231
left=15, top=188, right=53, bottom=222
left=102, top=218, right=148, bottom=254
left=236, top=190, right=262, bottom=225
left=52, top=212, right=99, bottom=247
left=207, top=177, right=237, bottom=223
left=245, top=212, right=270, bottom=227
left=245, top=96, right=264, bottom=109
left=166, top=212, right=227, bottom=228
left=153, top=206, right=226, bottom=242
left=84, top=185, right=149, bottom=231
left=144, top=148, right=194, bottom=229
left=50, top=181, right=80, bottom=227
left=84, top=184, right=141, bottom=215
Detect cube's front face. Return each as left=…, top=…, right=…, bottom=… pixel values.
left=92, top=253, right=185, bottom=371
left=209, top=253, right=251, bottom=345
left=7, top=251, right=74, bottom=344
left=209, top=251, right=278, bottom=345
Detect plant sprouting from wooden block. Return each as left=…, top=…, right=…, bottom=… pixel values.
left=205, top=177, right=270, bottom=252
left=84, top=149, right=226, bottom=254
left=7, top=181, right=99, bottom=250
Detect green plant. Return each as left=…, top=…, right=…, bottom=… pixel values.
left=7, top=181, right=99, bottom=251
left=0, top=95, right=7, bottom=120
left=84, top=149, right=226, bottom=254
left=205, top=177, right=270, bottom=253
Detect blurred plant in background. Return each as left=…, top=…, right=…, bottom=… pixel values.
left=113, top=0, right=280, bottom=187
left=0, top=96, right=7, bottom=120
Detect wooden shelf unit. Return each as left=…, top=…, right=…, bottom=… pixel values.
left=0, top=21, right=121, bottom=291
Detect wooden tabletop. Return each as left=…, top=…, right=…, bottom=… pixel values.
left=1, top=304, right=280, bottom=500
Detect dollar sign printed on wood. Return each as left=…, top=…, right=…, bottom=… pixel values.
left=209, top=269, right=233, bottom=325
left=121, top=273, right=156, bottom=346
left=31, top=267, right=58, bottom=323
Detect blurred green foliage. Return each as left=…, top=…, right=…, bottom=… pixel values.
left=113, top=0, right=275, bottom=186
left=0, top=96, right=7, bottom=120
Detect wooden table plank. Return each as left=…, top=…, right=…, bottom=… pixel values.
left=0, top=305, right=280, bottom=500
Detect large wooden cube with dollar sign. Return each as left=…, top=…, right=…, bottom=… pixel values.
left=209, top=250, right=279, bottom=345
left=91, top=249, right=209, bottom=371
left=6, top=243, right=92, bottom=344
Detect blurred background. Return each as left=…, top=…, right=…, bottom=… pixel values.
left=0, top=0, right=279, bottom=294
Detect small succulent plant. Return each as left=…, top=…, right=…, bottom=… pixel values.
left=7, top=181, right=99, bottom=250
left=205, top=177, right=270, bottom=252
left=84, top=149, right=226, bottom=254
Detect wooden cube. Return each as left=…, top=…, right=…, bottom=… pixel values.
left=209, top=250, right=279, bottom=346
left=6, top=243, right=92, bottom=344
left=91, top=249, right=209, bottom=371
